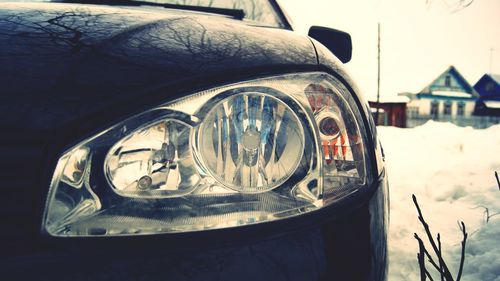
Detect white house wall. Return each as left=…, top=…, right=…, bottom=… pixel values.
left=463, top=101, right=475, bottom=116
left=407, top=98, right=475, bottom=117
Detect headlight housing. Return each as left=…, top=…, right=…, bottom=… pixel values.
left=43, top=72, right=371, bottom=237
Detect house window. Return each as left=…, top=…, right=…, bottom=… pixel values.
left=445, top=75, right=451, bottom=87
left=443, top=101, right=452, bottom=115
left=408, top=107, right=419, bottom=117
left=457, top=102, right=465, bottom=116
left=486, top=82, right=494, bottom=92
left=430, top=101, right=439, bottom=118
left=412, top=107, right=419, bottom=117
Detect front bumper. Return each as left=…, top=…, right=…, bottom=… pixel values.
left=1, top=171, right=388, bottom=281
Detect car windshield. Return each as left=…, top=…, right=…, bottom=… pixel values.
left=35, top=0, right=286, bottom=27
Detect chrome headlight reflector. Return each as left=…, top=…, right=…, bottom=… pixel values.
left=43, top=73, right=369, bottom=237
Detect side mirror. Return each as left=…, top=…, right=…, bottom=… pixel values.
left=308, top=26, right=352, bottom=63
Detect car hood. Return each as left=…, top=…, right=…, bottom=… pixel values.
left=0, top=2, right=317, bottom=136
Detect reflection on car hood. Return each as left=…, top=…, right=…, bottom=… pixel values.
left=0, top=2, right=317, bottom=135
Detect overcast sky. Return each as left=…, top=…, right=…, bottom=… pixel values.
left=279, top=0, right=500, bottom=101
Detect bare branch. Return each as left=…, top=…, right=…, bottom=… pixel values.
left=416, top=236, right=427, bottom=281
left=412, top=195, right=455, bottom=280
left=470, top=205, right=500, bottom=224
left=456, top=222, right=468, bottom=281
left=438, top=234, right=444, bottom=281
left=426, top=0, right=474, bottom=13
left=495, top=171, right=500, bottom=191
left=415, top=234, right=441, bottom=272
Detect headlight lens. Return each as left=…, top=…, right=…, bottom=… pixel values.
left=197, top=93, right=304, bottom=192
left=43, top=73, right=370, bottom=237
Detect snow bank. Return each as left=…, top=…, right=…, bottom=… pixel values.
left=378, top=121, right=500, bottom=280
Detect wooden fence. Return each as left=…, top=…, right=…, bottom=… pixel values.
left=406, top=115, right=500, bottom=129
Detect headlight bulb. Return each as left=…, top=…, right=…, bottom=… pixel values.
left=105, top=119, right=200, bottom=198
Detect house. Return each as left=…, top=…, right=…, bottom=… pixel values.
left=369, top=97, right=408, bottom=128
left=400, top=66, right=479, bottom=127
left=473, top=73, right=500, bottom=116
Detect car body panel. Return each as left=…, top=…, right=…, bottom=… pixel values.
left=0, top=2, right=387, bottom=280
left=1, top=174, right=388, bottom=281
left=0, top=2, right=317, bottom=133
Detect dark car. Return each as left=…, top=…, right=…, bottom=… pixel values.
left=0, top=0, right=388, bottom=280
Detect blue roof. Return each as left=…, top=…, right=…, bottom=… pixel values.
left=474, top=73, right=500, bottom=100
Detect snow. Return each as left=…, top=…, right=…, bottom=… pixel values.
left=378, top=121, right=500, bottom=281
left=369, top=96, right=411, bottom=103
left=485, top=101, right=500, bottom=109
left=432, top=91, right=473, bottom=98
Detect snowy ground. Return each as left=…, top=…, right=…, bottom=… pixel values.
left=378, top=121, right=500, bottom=281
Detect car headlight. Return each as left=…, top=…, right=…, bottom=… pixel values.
left=43, top=72, right=370, bottom=237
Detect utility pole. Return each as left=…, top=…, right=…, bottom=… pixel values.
left=375, top=23, right=381, bottom=125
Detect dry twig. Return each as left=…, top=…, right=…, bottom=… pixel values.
left=495, top=171, right=500, bottom=191
left=412, top=195, right=468, bottom=281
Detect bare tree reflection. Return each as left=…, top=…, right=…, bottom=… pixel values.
left=0, top=3, right=315, bottom=130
